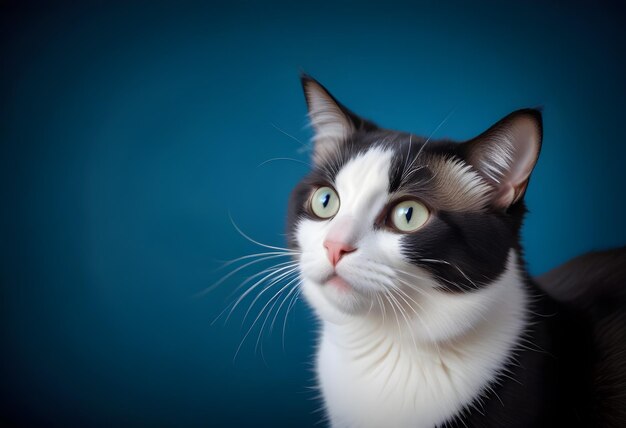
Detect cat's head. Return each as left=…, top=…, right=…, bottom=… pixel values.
left=287, top=76, right=541, bottom=338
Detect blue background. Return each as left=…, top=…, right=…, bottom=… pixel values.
left=2, top=1, right=625, bottom=426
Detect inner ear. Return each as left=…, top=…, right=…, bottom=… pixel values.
left=301, top=75, right=374, bottom=164
left=462, top=109, right=543, bottom=208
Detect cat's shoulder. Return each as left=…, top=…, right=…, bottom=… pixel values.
left=536, top=246, right=626, bottom=308
left=537, top=246, right=626, bottom=427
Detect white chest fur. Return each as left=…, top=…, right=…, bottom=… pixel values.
left=313, top=254, right=527, bottom=428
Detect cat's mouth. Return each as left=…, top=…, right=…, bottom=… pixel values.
left=324, top=274, right=352, bottom=293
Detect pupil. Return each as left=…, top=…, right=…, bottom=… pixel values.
left=405, top=206, right=413, bottom=222
left=322, top=194, right=330, bottom=208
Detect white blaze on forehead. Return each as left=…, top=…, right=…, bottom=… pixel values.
left=333, top=147, right=393, bottom=225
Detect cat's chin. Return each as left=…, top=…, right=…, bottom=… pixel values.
left=325, top=274, right=352, bottom=293
left=320, top=275, right=364, bottom=310
left=301, top=275, right=371, bottom=320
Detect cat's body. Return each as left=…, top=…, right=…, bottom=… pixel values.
left=285, top=76, right=626, bottom=427
left=314, top=251, right=527, bottom=428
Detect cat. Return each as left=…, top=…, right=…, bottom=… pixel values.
left=284, top=75, right=626, bottom=427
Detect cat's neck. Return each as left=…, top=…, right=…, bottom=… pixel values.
left=317, top=251, right=529, bottom=428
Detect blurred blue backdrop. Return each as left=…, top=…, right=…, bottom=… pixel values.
left=2, top=1, right=625, bottom=426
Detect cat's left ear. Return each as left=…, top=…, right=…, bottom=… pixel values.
left=462, top=109, right=543, bottom=209
left=301, top=74, right=374, bottom=164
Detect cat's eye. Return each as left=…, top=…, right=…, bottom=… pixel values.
left=310, top=186, right=340, bottom=219
left=389, top=200, right=429, bottom=232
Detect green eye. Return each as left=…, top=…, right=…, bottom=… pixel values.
left=390, top=200, right=429, bottom=232
left=310, top=186, right=340, bottom=219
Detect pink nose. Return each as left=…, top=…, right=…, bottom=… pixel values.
left=323, top=240, right=357, bottom=267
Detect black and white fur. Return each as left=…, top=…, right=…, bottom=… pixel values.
left=286, top=75, right=626, bottom=427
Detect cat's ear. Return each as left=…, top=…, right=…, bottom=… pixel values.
left=463, top=109, right=543, bottom=209
left=301, top=75, right=371, bottom=164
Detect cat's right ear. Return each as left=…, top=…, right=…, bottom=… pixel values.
left=301, top=75, right=365, bottom=164
left=462, top=109, right=543, bottom=209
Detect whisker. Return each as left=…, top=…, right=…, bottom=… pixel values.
left=400, top=133, right=414, bottom=183
left=387, top=287, right=419, bottom=353
left=376, top=294, right=386, bottom=325
left=389, top=268, right=433, bottom=295
left=400, top=165, right=426, bottom=187
left=212, top=261, right=298, bottom=326
left=226, top=260, right=299, bottom=300
left=270, top=122, right=309, bottom=151
left=241, top=268, right=300, bottom=325
left=282, top=288, right=302, bottom=351
left=255, top=282, right=297, bottom=355
left=216, top=251, right=295, bottom=270
left=270, top=280, right=301, bottom=333
left=382, top=289, right=403, bottom=334
left=257, top=157, right=313, bottom=168
left=395, top=265, right=461, bottom=291
left=196, top=253, right=296, bottom=296
left=210, top=301, right=236, bottom=326
left=229, top=213, right=298, bottom=253
left=256, top=279, right=302, bottom=355
left=234, top=266, right=300, bottom=324
left=399, top=107, right=457, bottom=189
left=392, top=279, right=442, bottom=356
left=234, top=275, right=301, bottom=361
left=418, top=258, right=479, bottom=289
left=416, top=107, right=457, bottom=161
